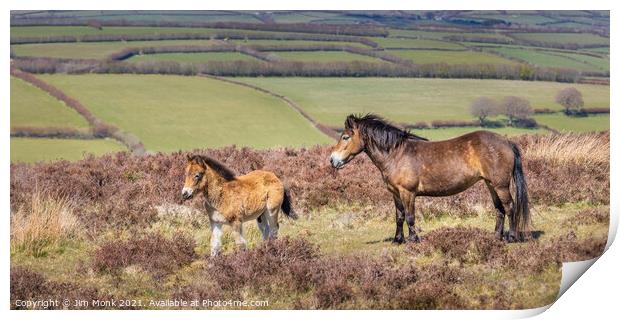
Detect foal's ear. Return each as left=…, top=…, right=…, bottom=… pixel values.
left=345, top=114, right=357, bottom=129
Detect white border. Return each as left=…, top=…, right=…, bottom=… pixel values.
left=3, top=1, right=616, bottom=319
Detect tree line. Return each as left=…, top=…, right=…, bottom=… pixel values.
left=10, top=19, right=389, bottom=37
left=13, top=55, right=585, bottom=83
left=10, top=31, right=380, bottom=48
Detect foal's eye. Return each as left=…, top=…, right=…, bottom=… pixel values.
left=342, top=135, right=350, bottom=141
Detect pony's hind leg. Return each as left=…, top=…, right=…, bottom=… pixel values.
left=210, top=222, right=223, bottom=257
left=485, top=181, right=506, bottom=240
left=256, top=212, right=270, bottom=241
left=230, top=220, right=247, bottom=250
left=495, top=186, right=517, bottom=242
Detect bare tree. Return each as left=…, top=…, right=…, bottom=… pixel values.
left=470, top=97, right=499, bottom=126
left=556, top=87, right=584, bottom=115
left=502, top=96, right=533, bottom=126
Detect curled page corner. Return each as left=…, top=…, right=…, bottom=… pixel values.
left=557, top=258, right=599, bottom=299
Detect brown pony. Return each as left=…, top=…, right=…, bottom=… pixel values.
left=182, top=155, right=296, bottom=256
left=330, top=114, right=530, bottom=243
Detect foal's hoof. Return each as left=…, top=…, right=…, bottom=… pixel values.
left=392, top=237, right=405, bottom=245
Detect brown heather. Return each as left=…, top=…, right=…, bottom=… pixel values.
left=10, top=132, right=609, bottom=234
left=10, top=266, right=114, bottom=310
left=174, top=237, right=466, bottom=309
left=92, top=232, right=197, bottom=279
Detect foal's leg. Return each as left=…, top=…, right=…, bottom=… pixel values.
left=230, top=220, right=247, bottom=250
left=485, top=181, right=506, bottom=240
left=265, top=207, right=280, bottom=239
left=210, top=222, right=223, bottom=257
left=256, top=212, right=270, bottom=241
left=392, top=195, right=406, bottom=244
left=496, top=186, right=517, bottom=242
left=400, top=191, right=420, bottom=243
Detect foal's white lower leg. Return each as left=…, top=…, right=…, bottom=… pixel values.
left=210, top=222, right=223, bottom=257
left=266, top=208, right=280, bottom=239
left=257, top=212, right=270, bottom=241
left=231, top=221, right=247, bottom=250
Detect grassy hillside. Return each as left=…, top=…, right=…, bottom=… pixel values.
left=129, top=52, right=260, bottom=63
left=37, top=74, right=332, bottom=151
left=232, top=77, right=610, bottom=127
left=534, top=114, right=609, bottom=132
left=270, top=51, right=383, bottom=63
left=10, top=138, right=126, bottom=163
left=508, top=32, right=609, bottom=46
left=487, top=47, right=609, bottom=72
left=10, top=76, right=89, bottom=128
left=387, top=49, right=518, bottom=65
left=11, top=40, right=219, bottom=59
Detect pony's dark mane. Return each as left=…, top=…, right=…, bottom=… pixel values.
left=189, top=155, right=236, bottom=181
left=346, top=114, right=428, bottom=151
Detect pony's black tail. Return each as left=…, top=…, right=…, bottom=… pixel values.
left=511, top=143, right=530, bottom=240
left=282, top=188, right=298, bottom=220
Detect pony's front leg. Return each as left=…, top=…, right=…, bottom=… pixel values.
left=210, top=222, right=223, bottom=256
left=401, top=190, right=420, bottom=243
left=392, top=195, right=406, bottom=244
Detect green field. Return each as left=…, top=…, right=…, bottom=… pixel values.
left=37, top=74, right=332, bottom=151
left=509, top=32, right=610, bottom=46
left=388, top=29, right=513, bottom=42
left=371, top=37, right=465, bottom=49
left=387, top=49, right=517, bottom=65
left=230, top=39, right=369, bottom=48
left=412, top=127, right=544, bottom=140
left=270, top=51, right=383, bottom=63
left=10, top=26, right=284, bottom=38
left=10, top=138, right=126, bottom=163
left=534, top=113, right=610, bottom=132
left=233, top=77, right=610, bottom=127
left=486, top=47, right=609, bottom=72
left=129, top=51, right=260, bottom=63
left=10, top=76, right=89, bottom=129
left=11, top=40, right=219, bottom=59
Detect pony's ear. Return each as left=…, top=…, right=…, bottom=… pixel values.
left=186, top=154, right=192, bottom=162
left=345, top=115, right=357, bottom=129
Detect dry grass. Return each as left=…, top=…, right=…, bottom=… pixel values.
left=10, top=192, right=82, bottom=257
left=520, top=132, right=609, bottom=167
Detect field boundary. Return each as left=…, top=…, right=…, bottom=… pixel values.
left=10, top=68, right=146, bottom=154
left=200, top=74, right=339, bottom=140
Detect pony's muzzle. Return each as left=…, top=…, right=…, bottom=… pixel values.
left=181, top=188, right=194, bottom=200
left=330, top=154, right=345, bottom=169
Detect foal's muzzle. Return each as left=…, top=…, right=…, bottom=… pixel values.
left=181, top=188, right=194, bottom=200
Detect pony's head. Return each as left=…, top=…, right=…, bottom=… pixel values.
left=182, top=155, right=208, bottom=200
left=330, top=115, right=365, bottom=169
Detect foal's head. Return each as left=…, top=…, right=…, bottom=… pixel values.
left=330, top=115, right=365, bottom=169
left=182, top=155, right=208, bottom=200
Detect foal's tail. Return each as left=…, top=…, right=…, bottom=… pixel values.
left=511, top=143, right=530, bottom=240
left=281, top=188, right=298, bottom=220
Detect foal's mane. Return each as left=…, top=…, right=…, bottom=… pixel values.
left=346, top=114, right=428, bottom=151
left=189, top=155, right=236, bottom=181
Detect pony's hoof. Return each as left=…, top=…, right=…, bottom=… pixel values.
left=392, top=237, right=405, bottom=245
left=494, top=232, right=504, bottom=241
left=506, top=234, right=518, bottom=243
left=407, top=235, right=421, bottom=243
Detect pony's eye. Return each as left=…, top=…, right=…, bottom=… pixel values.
left=194, top=173, right=202, bottom=180
left=342, top=135, right=350, bottom=141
